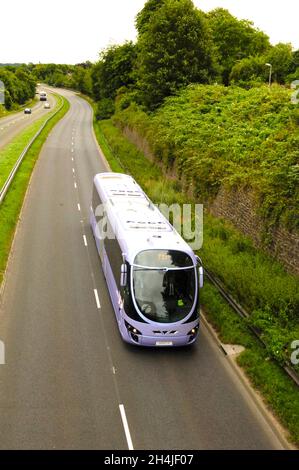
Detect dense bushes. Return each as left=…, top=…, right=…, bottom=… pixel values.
left=114, top=84, right=299, bottom=232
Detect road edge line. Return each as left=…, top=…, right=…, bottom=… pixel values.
left=201, top=312, right=295, bottom=450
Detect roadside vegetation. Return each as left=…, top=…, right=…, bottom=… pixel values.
left=0, top=95, right=57, bottom=187
left=113, top=84, right=299, bottom=233
left=0, top=95, right=70, bottom=286
left=0, top=65, right=36, bottom=113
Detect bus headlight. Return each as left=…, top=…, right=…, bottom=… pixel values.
left=125, top=321, right=141, bottom=336
left=187, top=325, right=199, bottom=337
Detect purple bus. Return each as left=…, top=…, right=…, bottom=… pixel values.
left=90, top=173, right=204, bottom=347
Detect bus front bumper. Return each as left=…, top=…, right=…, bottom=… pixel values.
left=124, top=333, right=198, bottom=347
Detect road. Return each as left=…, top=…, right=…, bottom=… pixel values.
left=0, top=88, right=285, bottom=450
left=0, top=93, right=56, bottom=150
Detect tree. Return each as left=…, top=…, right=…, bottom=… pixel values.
left=230, top=56, right=267, bottom=87
left=0, top=66, right=36, bottom=109
left=135, top=0, right=167, bottom=34
left=71, top=66, right=92, bottom=95
left=265, top=43, right=293, bottom=84
left=206, top=8, right=270, bottom=85
left=136, top=0, right=217, bottom=109
left=91, top=42, right=137, bottom=102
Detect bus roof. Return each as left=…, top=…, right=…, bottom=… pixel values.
left=94, top=173, right=196, bottom=265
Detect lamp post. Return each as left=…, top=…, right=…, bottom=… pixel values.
left=265, top=63, right=272, bottom=87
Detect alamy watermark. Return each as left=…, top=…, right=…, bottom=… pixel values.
left=94, top=202, right=203, bottom=250
left=291, top=80, right=299, bottom=104
left=290, top=340, right=299, bottom=366
left=0, top=80, right=5, bottom=105
left=0, top=339, right=5, bottom=365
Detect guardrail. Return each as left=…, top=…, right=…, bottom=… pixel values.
left=205, top=268, right=299, bottom=388
left=0, top=95, right=64, bottom=205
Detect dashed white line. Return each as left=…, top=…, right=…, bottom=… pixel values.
left=71, top=157, right=74, bottom=161
left=77, top=203, right=81, bottom=211
left=83, top=235, right=88, bottom=246
left=93, top=289, right=101, bottom=309
left=74, top=182, right=77, bottom=189
left=72, top=168, right=75, bottom=174
left=119, top=405, right=134, bottom=450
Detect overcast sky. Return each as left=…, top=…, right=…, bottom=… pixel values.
left=1, top=0, right=298, bottom=64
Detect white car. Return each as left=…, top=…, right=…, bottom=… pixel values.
left=24, top=108, right=32, bottom=114
left=44, top=102, right=50, bottom=109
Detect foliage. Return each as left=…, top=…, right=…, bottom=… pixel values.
left=0, top=66, right=36, bottom=109
left=91, top=42, right=137, bottom=102
left=32, top=63, right=93, bottom=95
left=114, top=84, right=299, bottom=232
left=266, top=43, right=294, bottom=84
left=135, top=0, right=217, bottom=109
left=230, top=55, right=268, bottom=86
left=206, top=8, right=270, bottom=85
left=96, top=98, right=115, bottom=120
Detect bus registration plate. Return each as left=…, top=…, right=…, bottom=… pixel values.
left=156, top=341, right=173, bottom=346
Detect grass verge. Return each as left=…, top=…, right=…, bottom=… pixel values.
left=88, top=113, right=299, bottom=446
left=0, top=94, right=70, bottom=286
left=0, top=96, right=60, bottom=187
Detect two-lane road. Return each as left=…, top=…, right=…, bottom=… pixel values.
left=0, top=88, right=285, bottom=449
left=0, top=93, right=56, bottom=150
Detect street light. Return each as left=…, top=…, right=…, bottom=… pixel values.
left=265, top=63, right=272, bottom=87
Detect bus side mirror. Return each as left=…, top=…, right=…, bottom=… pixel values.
left=120, top=263, right=127, bottom=287
left=198, top=266, right=204, bottom=289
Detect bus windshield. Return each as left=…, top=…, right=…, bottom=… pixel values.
left=132, top=250, right=196, bottom=323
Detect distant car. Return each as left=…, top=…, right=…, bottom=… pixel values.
left=39, top=91, right=47, bottom=101
left=24, top=108, right=32, bottom=114
left=44, top=102, right=50, bottom=109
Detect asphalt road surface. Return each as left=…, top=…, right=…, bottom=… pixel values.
left=0, top=88, right=285, bottom=450
left=0, top=93, right=56, bottom=150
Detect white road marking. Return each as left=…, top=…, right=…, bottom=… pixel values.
left=77, top=203, right=81, bottom=211
left=74, top=182, right=77, bottom=189
left=119, top=405, right=134, bottom=450
left=93, top=289, right=101, bottom=309
left=71, top=157, right=74, bottom=161
left=71, top=149, right=74, bottom=153
left=72, top=168, right=75, bottom=174
left=83, top=235, right=87, bottom=246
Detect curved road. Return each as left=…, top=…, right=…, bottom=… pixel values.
left=0, top=93, right=56, bottom=150
left=0, top=88, right=285, bottom=450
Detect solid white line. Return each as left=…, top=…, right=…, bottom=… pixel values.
left=74, top=182, right=77, bottom=189
left=93, top=289, right=101, bottom=309
left=83, top=235, right=87, bottom=246
left=119, top=404, right=134, bottom=450
left=77, top=203, right=81, bottom=211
